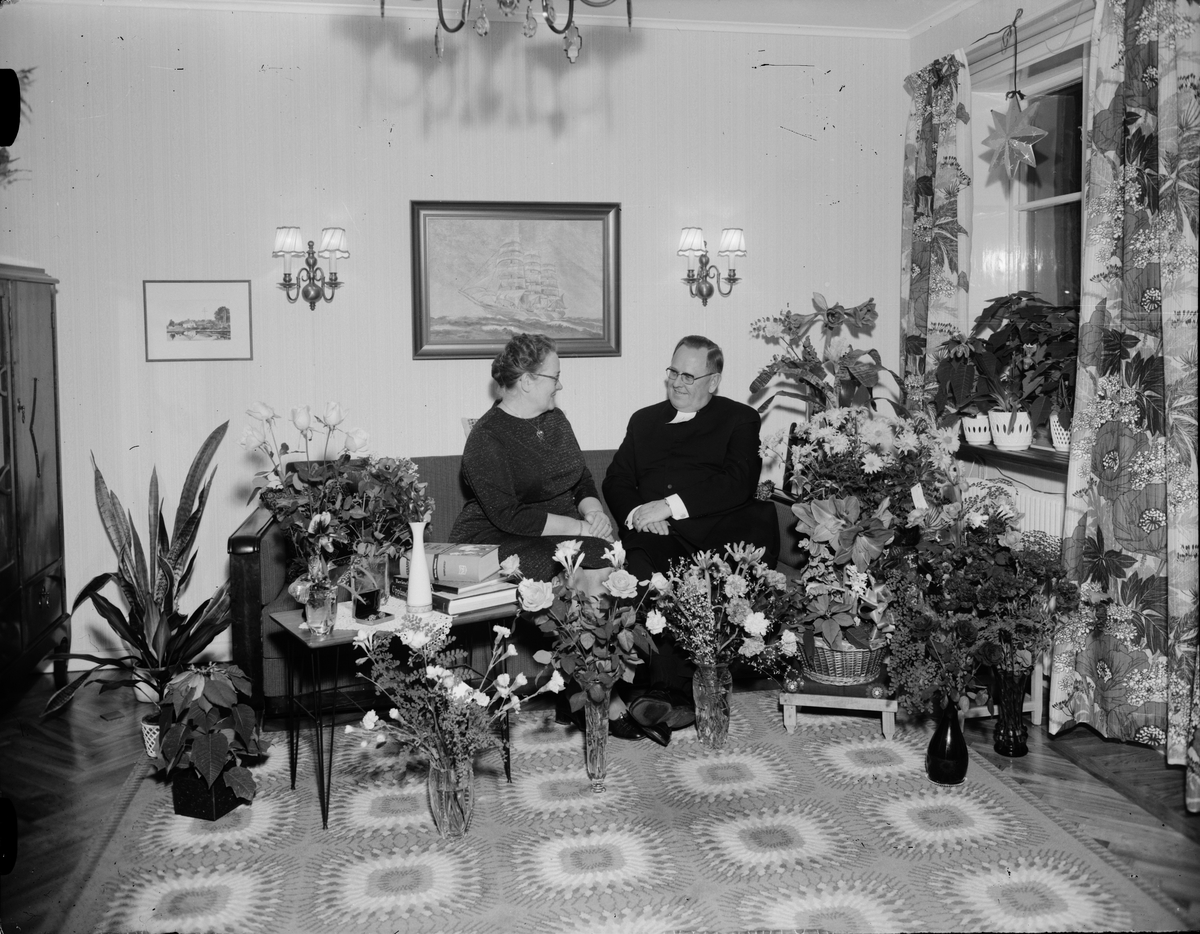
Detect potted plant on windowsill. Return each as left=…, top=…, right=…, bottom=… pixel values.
left=154, top=663, right=270, bottom=821
left=979, top=361, right=1034, bottom=451
left=43, top=423, right=233, bottom=726
left=931, top=332, right=995, bottom=445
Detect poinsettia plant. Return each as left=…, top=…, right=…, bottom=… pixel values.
left=154, top=663, right=270, bottom=802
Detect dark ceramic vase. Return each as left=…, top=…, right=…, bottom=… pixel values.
left=171, top=768, right=242, bottom=821
left=925, top=701, right=969, bottom=786
left=993, top=668, right=1031, bottom=757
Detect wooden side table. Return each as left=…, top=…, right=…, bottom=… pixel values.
left=272, top=601, right=518, bottom=829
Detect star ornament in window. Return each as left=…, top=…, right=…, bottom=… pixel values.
left=983, top=96, right=1048, bottom=178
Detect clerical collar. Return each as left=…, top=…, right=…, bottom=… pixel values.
left=669, top=410, right=697, bottom=425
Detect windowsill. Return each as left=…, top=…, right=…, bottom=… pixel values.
left=956, top=442, right=1069, bottom=478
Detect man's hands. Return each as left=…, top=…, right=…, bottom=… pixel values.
left=631, top=499, right=672, bottom=535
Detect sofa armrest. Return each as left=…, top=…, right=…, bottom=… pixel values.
left=228, top=504, right=292, bottom=710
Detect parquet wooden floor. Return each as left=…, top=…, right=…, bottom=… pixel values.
left=1, top=674, right=1198, bottom=933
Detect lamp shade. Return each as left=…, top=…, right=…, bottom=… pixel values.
left=318, top=227, right=350, bottom=258
left=273, top=226, right=304, bottom=256
left=716, top=228, right=746, bottom=257
left=677, top=227, right=706, bottom=256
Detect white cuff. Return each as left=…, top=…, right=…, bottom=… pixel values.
left=624, top=507, right=638, bottom=530
left=666, top=494, right=688, bottom=520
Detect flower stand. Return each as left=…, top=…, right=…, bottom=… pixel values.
left=779, top=672, right=897, bottom=739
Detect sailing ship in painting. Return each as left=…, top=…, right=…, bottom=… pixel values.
left=460, top=238, right=568, bottom=322
left=165, top=305, right=232, bottom=341
left=432, top=229, right=603, bottom=342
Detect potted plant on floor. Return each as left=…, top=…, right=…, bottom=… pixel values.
left=43, top=423, right=233, bottom=737
left=154, top=663, right=270, bottom=820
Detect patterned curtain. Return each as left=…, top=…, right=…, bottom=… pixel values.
left=1049, top=0, right=1200, bottom=813
left=899, top=51, right=973, bottom=381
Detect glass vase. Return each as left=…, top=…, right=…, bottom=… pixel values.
left=993, top=667, right=1031, bottom=757
left=581, top=677, right=611, bottom=793
left=305, top=588, right=337, bottom=636
left=693, top=663, right=733, bottom=749
left=426, top=754, right=475, bottom=838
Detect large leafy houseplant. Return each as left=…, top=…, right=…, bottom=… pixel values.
left=749, top=293, right=893, bottom=416
left=155, top=663, right=269, bottom=803
left=43, top=422, right=232, bottom=715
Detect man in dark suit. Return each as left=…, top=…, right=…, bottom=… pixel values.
left=601, top=336, right=780, bottom=737
left=603, top=334, right=780, bottom=582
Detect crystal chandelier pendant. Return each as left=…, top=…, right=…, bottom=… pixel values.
left=544, top=0, right=556, bottom=28
left=497, top=0, right=519, bottom=13
left=434, top=22, right=445, bottom=60
left=474, top=5, right=490, bottom=36
left=564, top=22, right=582, bottom=63
left=523, top=1, right=538, bottom=37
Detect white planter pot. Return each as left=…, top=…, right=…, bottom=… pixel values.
left=132, top=679, right=161, bottom=704
left=1050, top=417, right=1071, bottom=452
left=961, top=413, right=993, bottom=446
left=140, top=713, right=160, bottom=759
left=989, top=410, right=1032, bottom=451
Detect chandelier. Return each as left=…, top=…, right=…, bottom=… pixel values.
left=431, top=0, right=632, bottom=64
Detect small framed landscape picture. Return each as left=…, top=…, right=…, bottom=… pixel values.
left=143, top=280, right=253, bottom=362
left=411, top=201, right=620, bottom=359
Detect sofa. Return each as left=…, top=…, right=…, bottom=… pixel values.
left=228, top=449, right=803, bottom=716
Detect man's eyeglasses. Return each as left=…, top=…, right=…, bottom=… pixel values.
left=665, top=367, right=715, bottom=386
left=528, top=371, right=561, bottom=385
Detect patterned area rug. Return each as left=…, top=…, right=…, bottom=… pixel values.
left=59, top=691, right=1185, bottom=933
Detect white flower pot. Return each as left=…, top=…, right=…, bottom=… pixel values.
left=1050, top=417, right=1070, bottom=452
left=989, top=410, right=1032, bottom=451
left=961, top=413, right=992, bottom=446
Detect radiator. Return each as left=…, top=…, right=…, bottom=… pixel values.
left=1012, top=489, right=1066, bottom=537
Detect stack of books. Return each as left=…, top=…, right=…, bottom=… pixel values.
left=395, top=543, right=518, bottom=615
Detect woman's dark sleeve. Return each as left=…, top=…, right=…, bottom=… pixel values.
left=459, top=424, right=550, bottom=537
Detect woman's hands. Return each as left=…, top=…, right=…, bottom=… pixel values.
left=578, top=496, right=614, bottom=541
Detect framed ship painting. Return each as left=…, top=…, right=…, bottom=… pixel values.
left=143, top=280, right=253, bottom=362
left=411, top=201, right=620, bottom=359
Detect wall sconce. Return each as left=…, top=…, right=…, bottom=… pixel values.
left=273, top=227, right=349, bottom=310
left=678, top=227, right=745, bottom=306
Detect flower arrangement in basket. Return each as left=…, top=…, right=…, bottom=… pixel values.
left=350, top=615, right=561, bottom=837
left=513, top=539, right=655, bottom=788
left=242, top=401, right=433, bottom=623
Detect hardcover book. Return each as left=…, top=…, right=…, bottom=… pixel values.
left=431, top=585, right=518, bottom=615
left=396, top=543, right=501, bottom=584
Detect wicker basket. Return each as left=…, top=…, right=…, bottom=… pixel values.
left=798, top=640, right=886, bottom=685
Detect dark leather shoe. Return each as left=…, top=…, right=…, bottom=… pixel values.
left=607, top=713, right=646, bottom=741
left=637, top=719, right=671, bottom=747
left=629, top=688, right=695, bottom=730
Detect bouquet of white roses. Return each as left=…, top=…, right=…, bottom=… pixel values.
left=514, top=539, right=656, bottom=714
left=651, top=542, right=790, bottom=668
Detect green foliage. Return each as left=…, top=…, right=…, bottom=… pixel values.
left=43, top=423, right=232, bottom=716
left=155, top=663, right=269, bottom=801
left=749, top=293, right=898, bottom=418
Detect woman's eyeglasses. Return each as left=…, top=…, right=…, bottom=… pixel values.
left=528, top=372, right=561, bottom=385
left=665, top=367, right=714, bottom=386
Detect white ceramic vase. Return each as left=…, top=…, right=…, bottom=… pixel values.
left=989, top=409, right=1032, bottom=451
left=961, top=413, right=992, bottom=446
left=406, top=520, right=433, bottom=615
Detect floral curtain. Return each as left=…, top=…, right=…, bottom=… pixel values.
left=1049, top=0, right=1200, bottom=813
left=899, top=51, right=973, bottom=381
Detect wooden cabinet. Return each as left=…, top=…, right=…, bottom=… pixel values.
left=0, top=263, right=68, bottom=702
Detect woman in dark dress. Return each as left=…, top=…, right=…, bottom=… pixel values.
left=449, top=333, right=614, bottom=581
